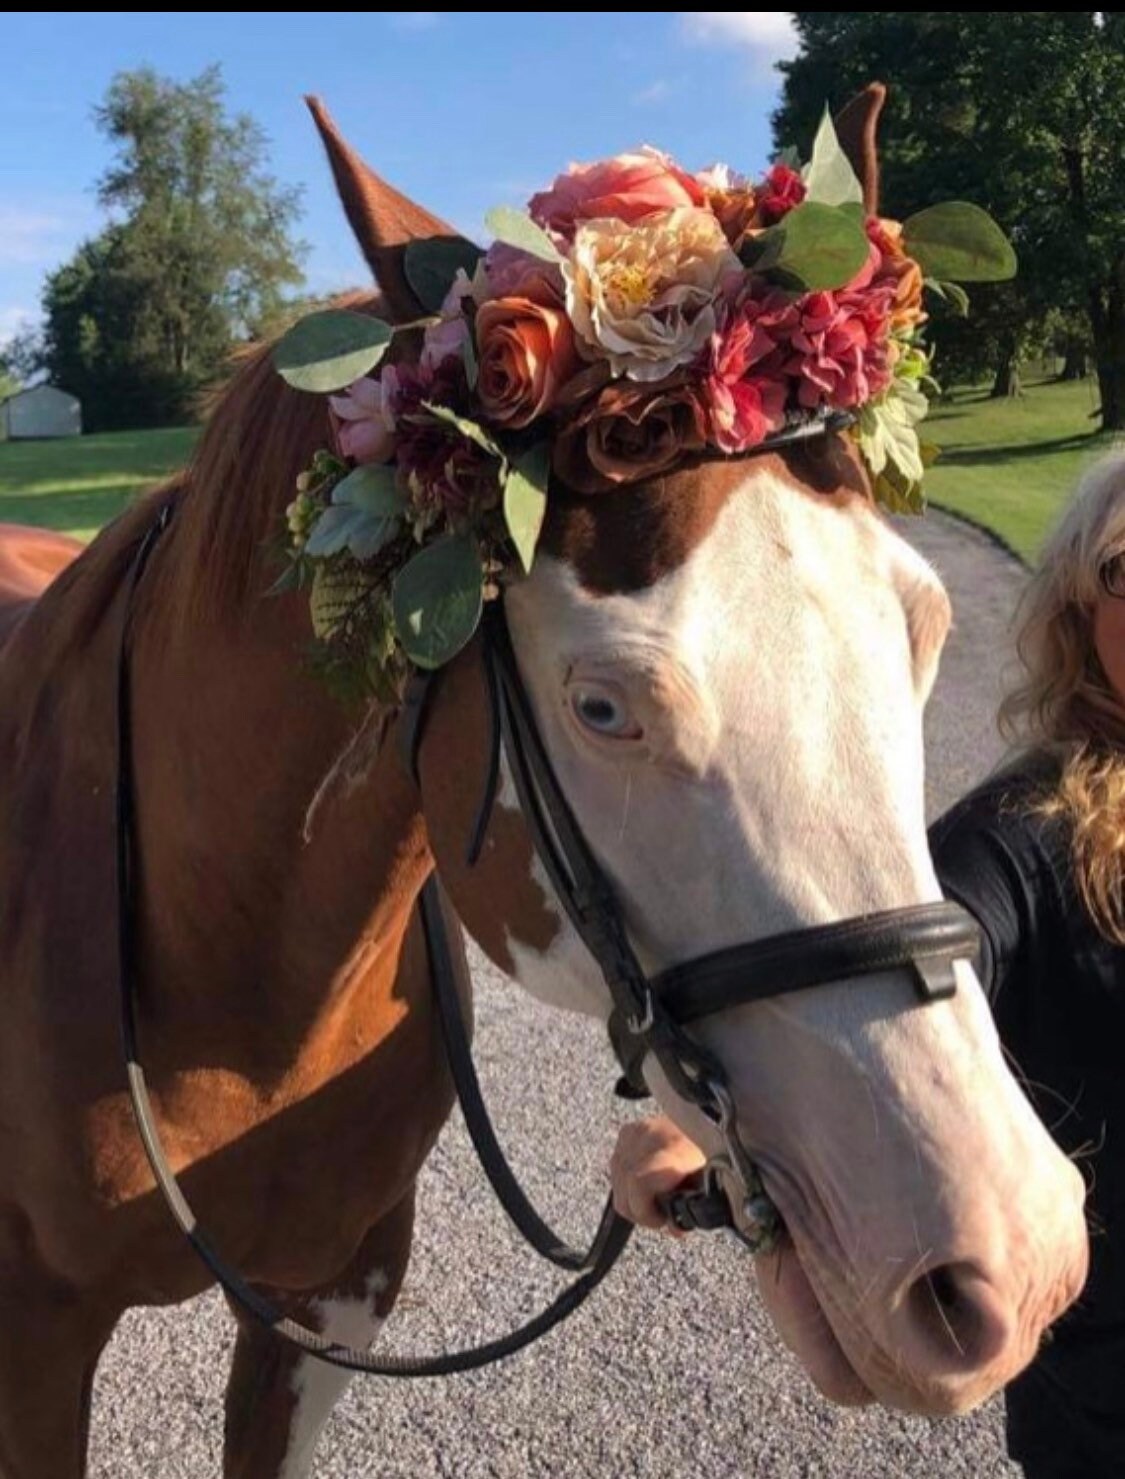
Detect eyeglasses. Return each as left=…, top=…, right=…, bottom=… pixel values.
left=1099, top=550, right=1125, bottom=599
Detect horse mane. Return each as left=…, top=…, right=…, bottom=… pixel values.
left=166, top=289, right=384, bottom=627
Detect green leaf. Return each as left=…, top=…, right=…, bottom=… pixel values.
left=802, top=107, right=864, bottom=208
left=903, top=203, right=1017, bottom=283
left=421, top=401, right=505, bottom=460
left=309, top=562, right=367, bottom=640
left=313, top=464, right=406, bottom=560
left=504, top=442, right=550, bottom=574
left=774, top=144, right=803, bottom=170
left=331, top=463, right=404, bottom=515
left=484, top=206, right=562, bottom=263
left=391, top=535, right=484, bottom=670
left=854, top=382, right=928, bottom=486
left=924, top=278, right=971, bottom=317
left=462, top=328, right=479, bottom=391
left=873, top=465, right=926, bottom=516
left=403, top=237, right=484, bottom=314
left=273, top=310, right=393, bottom=393
left=766, top=201, right=872, bottom=292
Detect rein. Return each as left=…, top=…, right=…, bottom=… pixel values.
left=115, top=425, right=982, bottom=1371
left=116, top=504, right=629, bottom=1376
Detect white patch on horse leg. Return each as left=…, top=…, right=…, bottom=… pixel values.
left=277, top=1269, right=387, bottom=1479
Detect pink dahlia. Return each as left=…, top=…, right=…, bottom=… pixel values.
left=777, top=284, right=896, bottom=411
left=699, top=293, right=793, bottom=452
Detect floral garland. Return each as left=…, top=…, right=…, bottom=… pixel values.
left=274, top=111, right=1014, bottom=698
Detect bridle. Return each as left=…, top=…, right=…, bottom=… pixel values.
left=114, top=420, right=981, bottom=1374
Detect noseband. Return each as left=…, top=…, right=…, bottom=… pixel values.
left=404, top=599, right=980, bottom=1247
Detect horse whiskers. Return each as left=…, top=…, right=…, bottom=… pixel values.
left=302, top=702, right=392, bottom=842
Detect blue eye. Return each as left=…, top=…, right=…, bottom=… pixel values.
left=572, top=688, right=636, bottom=737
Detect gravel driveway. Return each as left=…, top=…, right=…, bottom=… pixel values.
left=88, top=510, right=1031, bottom=1479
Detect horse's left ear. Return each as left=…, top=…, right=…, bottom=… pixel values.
left=833, top=82, right=886, bottom=216
left=305, top=96, right=473, bottom=323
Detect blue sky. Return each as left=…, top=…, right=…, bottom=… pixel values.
left=0, top=12, right=798, bottom=347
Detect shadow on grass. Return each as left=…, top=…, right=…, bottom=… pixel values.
left=0, top=489, right=136, bottom=534
left=936, top=431, right=1107, bottom=467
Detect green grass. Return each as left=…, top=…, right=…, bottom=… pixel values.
left=925, top=376, right=1117, bottom=562
left=0, top=426, right=197, bottom=541
left=0, top=379, right=1118, bottom=559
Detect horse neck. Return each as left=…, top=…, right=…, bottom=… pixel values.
left=129, top=512, right=431, bottom=1072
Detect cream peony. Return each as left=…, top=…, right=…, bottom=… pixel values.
left=562, top=207, right=740, bottom=382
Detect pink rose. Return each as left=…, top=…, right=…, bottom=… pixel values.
left=757, top=164, right=807, bottom=225
left=529, top=147, right=706, bottom=241
left=328, top=372, right=399, bottom=464
left=475, top=296, right=580, bottom=428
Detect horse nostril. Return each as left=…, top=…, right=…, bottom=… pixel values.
left=903, top=1262, right=1012, bottom=1371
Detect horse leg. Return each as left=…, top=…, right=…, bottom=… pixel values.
left=222, top=1189, right=415, bottom=1479
left=0, top=1263, right=116, bottom=1479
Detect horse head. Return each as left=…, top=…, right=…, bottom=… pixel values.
left=301, top=93, right=1088, bottom=1416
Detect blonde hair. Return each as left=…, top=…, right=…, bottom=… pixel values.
left=1000, top=450, right=1125, bottom=943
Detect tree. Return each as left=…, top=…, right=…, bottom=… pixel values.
left=40, top=66, right=305, bottom=430
left=776, top=13, right=1125, bottom=428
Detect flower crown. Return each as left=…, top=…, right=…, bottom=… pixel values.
left=275, top=111, right=1014, bottom=698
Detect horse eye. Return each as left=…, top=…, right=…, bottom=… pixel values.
left=571, top=688, right=638, bottom=738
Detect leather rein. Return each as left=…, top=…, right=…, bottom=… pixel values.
left=114, top=439, right=981, bottom=1375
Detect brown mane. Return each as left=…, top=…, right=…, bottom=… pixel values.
left=165, top=289, right=385, bottom=626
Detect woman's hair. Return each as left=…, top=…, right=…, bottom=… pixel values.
left=1000, top=450, right=1125, bottom=943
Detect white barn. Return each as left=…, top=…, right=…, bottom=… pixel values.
left=0, top=385, right=82, bottom=441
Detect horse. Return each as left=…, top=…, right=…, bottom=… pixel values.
left=0, top=91, right=1088, bottom=1478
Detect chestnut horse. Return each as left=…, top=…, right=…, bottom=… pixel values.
left=0, top=98, right=1087, bottom=1477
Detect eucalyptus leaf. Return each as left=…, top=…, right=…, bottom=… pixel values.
left=484, top=206, right=562, bottom=264
left=903, top=203, right=1016, bottom=283
left=403, top=237, right=484, bottom=314
left=305, top=466, right=404, bottom=562
left=767, top=201, right=871, bottom=292
left=421, top=401, right=505, bottom=461
left=504, top=442, right=550, bottom=574
left=774, top=144, right=803, bottom=171
left=391, top=535, right=484, bottom=670
left=274, top=310, right=393, bottom=393
left=802, top=107, right=864, bottom=207
left=331, top=463, right=405, bottom=515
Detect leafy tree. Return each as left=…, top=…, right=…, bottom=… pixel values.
left=776, top=13, right=1125, bottom=425
left=41, top=66, right=305, bottom=430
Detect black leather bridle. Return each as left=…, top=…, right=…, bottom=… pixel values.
left=114, top=420, right=981, bottom=1374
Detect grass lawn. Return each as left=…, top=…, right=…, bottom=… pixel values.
left=0, top=425, right=197, bottom=541
left=925, top=376, right=1118, bottom=563
left=0, top=379, right=1119, bottom=559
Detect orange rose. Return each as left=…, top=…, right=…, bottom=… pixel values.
left=552, top=379, right=708, bottom=494
left=870, top=218, right=926, bottom=333
left=475, top=296, right=580, bottom=430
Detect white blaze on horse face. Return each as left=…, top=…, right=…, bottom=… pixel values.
left=503, top=469, right=1088, bottom=1416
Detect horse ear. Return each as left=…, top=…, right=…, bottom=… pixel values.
left=305, top=96, right=472, bottom=323
left=832, top=82, right=886, bottom=215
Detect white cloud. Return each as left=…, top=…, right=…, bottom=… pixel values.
left=680, top=12, right=799, bottom=60
left=632, top=80, right=673, bottom=107
left=386, top=11, right=441, bottom=30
